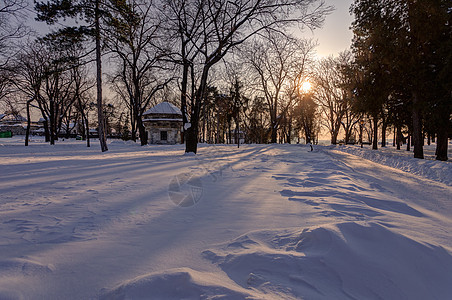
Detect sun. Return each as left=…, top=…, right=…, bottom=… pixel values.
left=300, top=80, right=312, bottom=93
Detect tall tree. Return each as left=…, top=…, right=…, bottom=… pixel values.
left=351, top=0, right=398, bottom=150
left=243, top=32, right=316, bottom=143
left=336, top=51, right=360, bottom=145
left=37, top=39, right=77, bottom=145
left=107, top=0, right=172, bottom=145
left=160, top=0, right=332, bottom=153
left=244, top=96, right=268, bottom=144
left=0, top=0, right=28, bottom=107
left=13, top=40, right=47, bottom=142
left=0, top=0, right=28, bottom=69
left=351, top=0, right=451, bottom=159
left=34, top=0, right=121, bottom=151
left=407, top=0, right=451, bottom=161
left=313, top=55, right=351, bottom=145
left=69, top=50, right=95, bottom=147
left=294, top=92, right=319, bottom=144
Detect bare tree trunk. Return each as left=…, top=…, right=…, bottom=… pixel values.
left=406, top=134, right=411, bottom=151
left=271, top=124, right=277, bottom=143
left=129, top=108, right=137, bottom=142
left=185, top=86, right=202, bottom=153
left=95, top=0, right=108, bottom=152
left=236, top=114, right=240, bottom=148
left=393, top=126, right=396, bottom=147
left=305, top=128, right=311, bottom=144
left=372, top=114, right=378, bottom=150
left=436, top=125, right=448, bottom=161
left=77, top=95, right=90, bottom=147
left=80, top=116, right=86, bottom=140
left=216, top=111, right=220, bottom=144
left=201, top=104, right=206, bottom=143
left=367, top=127, right=372, bottom=145
left=180, top=40, right=189, bottom=144
left=25, top=98, right=33, bottom=146
left=331, top=131, right=338, bottom=145
left=270, top=101, right=277, bottom=143
left=137, top=116, right=147, bottom=145
left=396, top=125, right=402, bottom=150
left=50, top=100, right=55, bottom=145
left=223, top=118, right=227, bottom=144
left=185, top=124, right=198, bottom=153
left=43, top=119, right=50, bottom=142
left=85, top=115, right=90, bottom=147
left=412, top=92, right=424, bottom=159
left=287, top=117, right=292, bottom=144
left=381, top=121, right=387, bottom=147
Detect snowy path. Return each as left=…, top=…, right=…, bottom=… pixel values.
left=0, top=139, right=451, bottom=299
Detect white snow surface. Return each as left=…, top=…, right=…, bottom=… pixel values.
left=0, top=137, right=451, bottom=299
left=143, top=102, right=182, bottom=116
left=333, top=144, right=452, bottom=186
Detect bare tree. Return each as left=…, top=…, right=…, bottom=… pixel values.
left=15, top=39, right=81, bottom=145
left=242, top=32, right=316, bottom=143
left=0, top=68, right=14, bottom=109
left=12, top=40, right=46, bottom=144
left=158, top=0, right=207, bottom=145
left=70, top=55, right=95, bottom=146
left=160, top=0, right=332, bottom=153
left=35, top=0, right=113, bottom=152
left=39, top=44, right=76, bottom=145
left=0, top=0, right=29, bottom=108
left=294, top=92, right=319, bottom=144
left=312, top=55, right=352, bottom=145
left=107, top=0, right=173, bottom=145
left=336, top=51, right=360, bottom=144
left=0, top=0, right=28, bottom=69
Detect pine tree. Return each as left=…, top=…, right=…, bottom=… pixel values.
left=351, top=0, right=451, bottom=159
left=34, top=0, right=125, bottom=152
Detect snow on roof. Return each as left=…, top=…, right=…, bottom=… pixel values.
left=0, top=114, right=27, bottom=122
left=142, top=118, right=183, bottom=122
left=143, top=102, right=182, bottom=116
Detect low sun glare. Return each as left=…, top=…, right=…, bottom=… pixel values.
left=300, top=81, right=312, bottom=93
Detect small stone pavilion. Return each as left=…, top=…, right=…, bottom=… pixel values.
left=142, top=102, right=183, bottom=144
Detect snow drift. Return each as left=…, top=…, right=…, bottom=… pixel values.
left=101, top=221, right=452, bottom=299
left=332, top=145, right=452, bottom=186
left=100, top=268, right=255, bottom=300
left=1, top=138, right=451, bottom=299
left=203, top=222, right=452, bottom=300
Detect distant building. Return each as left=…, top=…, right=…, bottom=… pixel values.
left=0, top=113, right=27, bottom=125
left=0, top=113, right=28, bottom=135
left=142, top=102, right=183, bottom=144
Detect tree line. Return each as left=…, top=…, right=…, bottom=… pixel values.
left=0, top=0, right=449, bottom=160
left=350, top=0, right=451, bottom=161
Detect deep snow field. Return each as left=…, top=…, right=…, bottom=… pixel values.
left=0, top=137, right=451, bottom=300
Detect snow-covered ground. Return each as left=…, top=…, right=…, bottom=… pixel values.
left=0, top=137, right=451, bottom=299
left=333, top=143, right=452, bottom=186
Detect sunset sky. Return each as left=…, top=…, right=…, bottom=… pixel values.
left=27, top=0, right=355, bottom=59
left=309, top=0, right=355, bottom=58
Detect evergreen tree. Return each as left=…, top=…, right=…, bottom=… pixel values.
left=34, top=0, right=130, bottom=152
left=351, top=0, right=451, bottom=159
